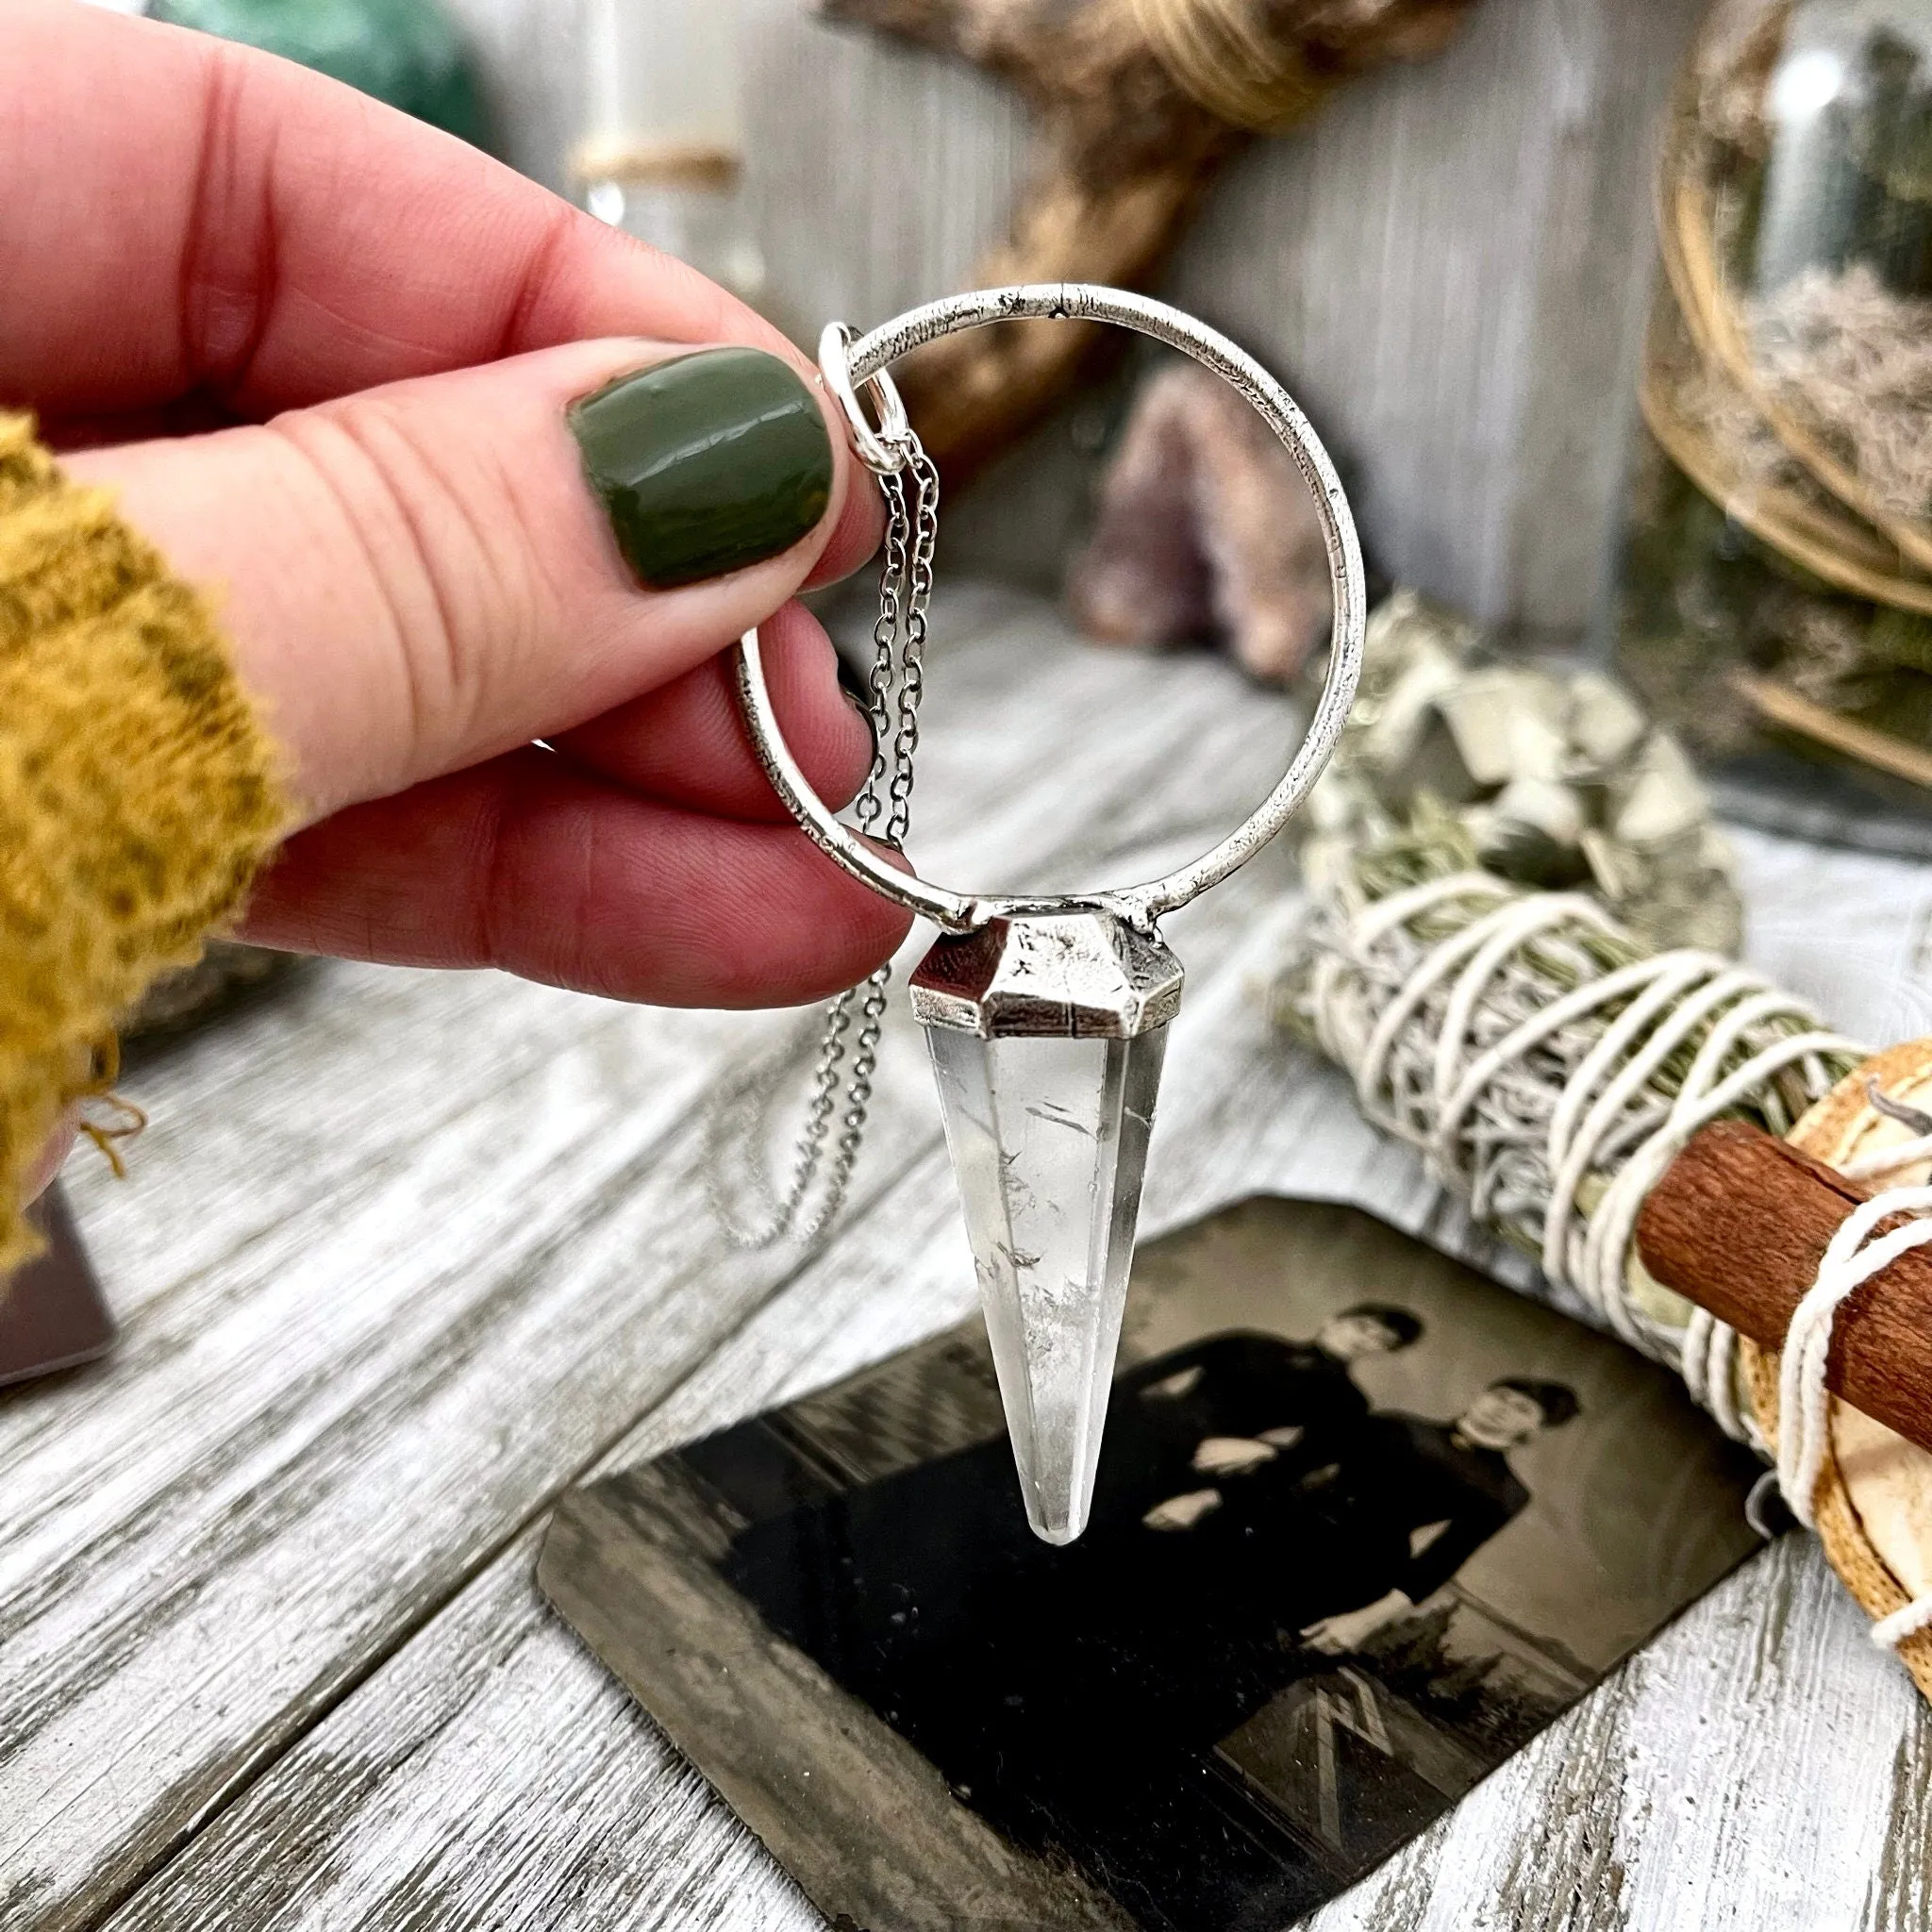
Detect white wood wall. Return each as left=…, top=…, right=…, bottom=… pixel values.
left=443, top=0, right=1712, bottom=646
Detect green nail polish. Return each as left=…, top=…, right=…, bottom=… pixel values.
left=569, top=348, right=834, bottom=590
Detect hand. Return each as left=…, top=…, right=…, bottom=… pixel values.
left=3, top=3, right=904, bottom=1008
left=1299, top=1591, right=1412, bottom=1656
left=22, top=1108, right=79, bottom=1207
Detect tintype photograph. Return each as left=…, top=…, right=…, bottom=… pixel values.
left=541, top=1197, right=1767, bottom=1932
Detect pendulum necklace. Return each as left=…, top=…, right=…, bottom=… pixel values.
left=724, top=284, right=1366, bottom=1544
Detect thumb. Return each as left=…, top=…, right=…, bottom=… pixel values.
left=65, top=337, right=875, bottom=822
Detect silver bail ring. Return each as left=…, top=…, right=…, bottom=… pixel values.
left=818, top=321, right=913, bottom=475
left=742, top=284, right=1368, bottom=934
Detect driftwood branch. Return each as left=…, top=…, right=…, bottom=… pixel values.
left=1637, top=1118, right=1932, bottom=1457
left=818, top=0, right=1479, bottom=478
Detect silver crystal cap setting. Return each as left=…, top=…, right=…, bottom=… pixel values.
left=909, top=910, right=1184, bottom=1040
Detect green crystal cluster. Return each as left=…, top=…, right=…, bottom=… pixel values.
left=154, top=0, right=484, bottom=144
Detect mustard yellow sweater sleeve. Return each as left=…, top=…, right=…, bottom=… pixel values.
left=0, top=414, right=289, bottom=1269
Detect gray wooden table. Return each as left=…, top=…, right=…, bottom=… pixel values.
left=4, top=587, right=1929, bottom=1932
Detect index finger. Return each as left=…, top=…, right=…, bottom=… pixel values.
left=0, top=1, right=783, bottom=420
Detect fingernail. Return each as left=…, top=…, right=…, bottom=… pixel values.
left=569, top=348, right=834, bottom=590
left=842, top=683, right=880, bottom=758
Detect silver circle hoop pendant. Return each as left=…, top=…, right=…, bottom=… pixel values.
left=734, top=283, right=1367, bottom=937
left=729, top=283, right=1367, bottom=1548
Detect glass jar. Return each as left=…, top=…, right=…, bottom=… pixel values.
left=1613, top=0, right=1932, bottom=855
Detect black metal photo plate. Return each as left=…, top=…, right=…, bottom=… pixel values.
left=0, top=1185, right=114, bottom=1390
left=540, top=1196, right=1765, bottom=1932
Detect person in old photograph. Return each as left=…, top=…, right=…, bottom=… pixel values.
left=1092, top=1308, right=1424, bottom=1532
left=720, top=1311, right=1425, bottom=1706
left=722, top=1308, right=1576, bottom=1931
left=1296, top=1377, right=1580, bottom=1656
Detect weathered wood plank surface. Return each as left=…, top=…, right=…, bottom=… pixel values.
left=93, top=1391, right=1923, bottom=1932
left=0, top=589, right=1307, bottom=1931
left=11, top=591, right=1923, bottom=1931
left=66, top=841, right=1447, bottom=1932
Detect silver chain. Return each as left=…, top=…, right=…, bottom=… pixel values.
left=708, top=437, right=939, bottom=1248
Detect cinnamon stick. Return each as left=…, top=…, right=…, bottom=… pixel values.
left=1637, top=1118, right=1932, bottom=1456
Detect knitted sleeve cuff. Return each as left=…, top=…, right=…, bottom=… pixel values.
left=0, top=414, right=290, bottom=1269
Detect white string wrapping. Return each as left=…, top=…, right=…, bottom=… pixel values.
left=1297, top=868, right=1867, bottom=1437
left=1774, top=1160, right=1932, bottom=1650
left=1287, top=847, right=1932, bottom=1657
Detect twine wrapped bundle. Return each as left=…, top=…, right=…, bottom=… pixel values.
left=1274, top=601, right=1932, bottom=1690
left=1277, top=809, right=1862, bottom=1428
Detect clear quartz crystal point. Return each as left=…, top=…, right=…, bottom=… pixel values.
left=912, top=911, right=1183, bottom=1544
